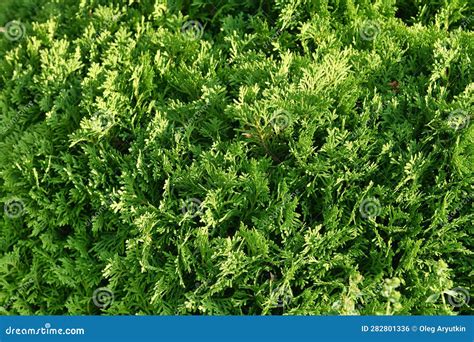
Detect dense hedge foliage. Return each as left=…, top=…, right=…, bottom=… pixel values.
left=0, top=0, right=472, bottom=315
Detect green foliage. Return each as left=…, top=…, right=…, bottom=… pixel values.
left=0, top=0, right=472, bottom=315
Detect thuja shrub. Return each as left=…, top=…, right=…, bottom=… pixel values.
left=0, top=0, right=472, bottom=315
